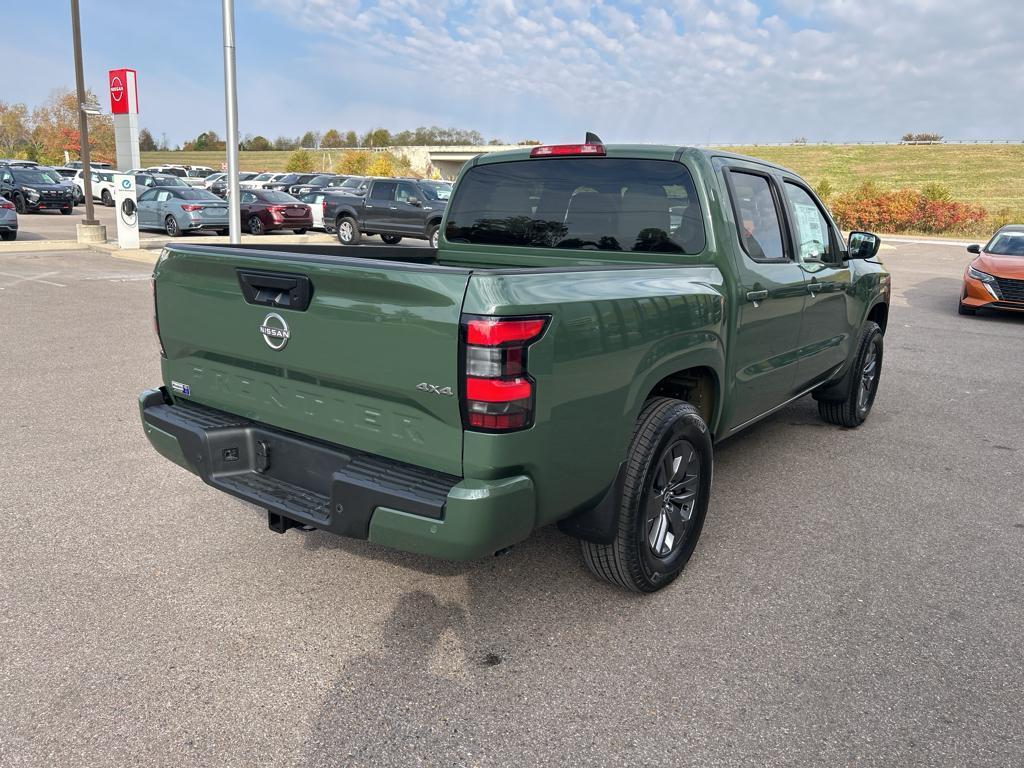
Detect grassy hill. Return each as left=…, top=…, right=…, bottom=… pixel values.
left=142, top=144, right=1023, bottom=229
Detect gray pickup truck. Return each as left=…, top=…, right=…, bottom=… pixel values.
left=325, top=177, right=448, bottom=246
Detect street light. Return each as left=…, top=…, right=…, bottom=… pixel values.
left=70, top=0, right=102, bottom=239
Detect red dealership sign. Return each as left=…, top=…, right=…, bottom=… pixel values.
left=108, top=69, right=138, bottom=115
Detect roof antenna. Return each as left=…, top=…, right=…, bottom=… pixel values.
left=585, top=132, right=603, bottom=145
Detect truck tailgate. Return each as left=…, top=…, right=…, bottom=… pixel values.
left=154, top=246, right=470, bottom=476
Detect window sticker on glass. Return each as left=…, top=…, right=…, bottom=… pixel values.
left=793, top=202, right=826, bottom=260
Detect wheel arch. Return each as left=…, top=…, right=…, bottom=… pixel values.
left=866, top=300, right=889, bottom=334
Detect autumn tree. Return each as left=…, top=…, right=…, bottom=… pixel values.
left=0, top=102, right=32, bottom=155
left=321, top=128, right=343, bottom=148
left=272, top=135, right=298, bottom=150
left=31, top=88, right=115, bottom=165
left=242, top=135, right=272, bottom=151
left=334, top=150, right=372, bottom=175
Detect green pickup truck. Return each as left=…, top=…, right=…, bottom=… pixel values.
left=140, top=141, right=890, bottom=593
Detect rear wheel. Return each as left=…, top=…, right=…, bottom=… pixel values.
left=101, top=189, right=113, bottom=207
left=816, top=321, right=883, bottom=427
left=165, top=215, right=181, bottom=237
left=293, top=228, right=307, bottom=235
left=581, top=398, right=713, bottom=593
left=1, top=231, right=16, bottom=241
left=60, top=207, right=72, bottom=216
left=216, top=228, right=229, bottom=236
left=427, top=224, right=440, bottom=249
left=336, top=216, right=360, bottom=244
left=248, top=215, right=264, bottom=235
left=380, top=233, right=402, bottom=245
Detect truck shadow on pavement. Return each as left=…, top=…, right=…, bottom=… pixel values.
left=294, top=400, right=825, bottom=765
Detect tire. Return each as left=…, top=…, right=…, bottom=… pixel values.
left=336, top=216, right=360, bottom=245
left=380, top=233, right=402, bottom=245
left=165, top=215, right=181, bottom=237
left=1, top=231, right=16, bottom=241
left=581, top=398, right=713, bottom=593
left=101, top=189, right=113, bottom=207
left=427, top=223, right=440, bottom=249
left=60, top=207, right=72, bottom=216
left=216, top=229, right=229, bottom=236
left=13, top=194, right=26, bottom=214
left=957, top=300, right=977, bottom=316
left=293, top=228, right=307, bottom=235
left=248, top=215, right=264, bottom=235
left=816, top=321, right=883, bottom=428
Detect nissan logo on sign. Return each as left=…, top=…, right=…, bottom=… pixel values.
left=108, top=68, right=137, bottom=115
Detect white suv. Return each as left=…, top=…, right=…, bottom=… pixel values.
left=73, top=169, right=119, bottom=206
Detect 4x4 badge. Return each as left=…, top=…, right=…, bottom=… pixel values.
left=416, top=382, right=454, bottom=396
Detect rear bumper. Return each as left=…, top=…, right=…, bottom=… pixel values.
left=266, top=217, right=313, bottom=231
left=138, top=388, right=535, bottom=560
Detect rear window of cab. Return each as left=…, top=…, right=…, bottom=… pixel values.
left=445, top=158, right=704, bottom=254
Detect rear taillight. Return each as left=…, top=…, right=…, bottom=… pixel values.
left=180, top=204, right=203, bottom=212
left=151, top=278, right=166, bottom=357
left=0, top=200, right=14, bottom=210
left=461, top=315, right=548, bottom=431
left=321, top=200, right=327, bottom=215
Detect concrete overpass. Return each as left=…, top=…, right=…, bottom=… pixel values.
left=387, top=145, right=524, bottom=179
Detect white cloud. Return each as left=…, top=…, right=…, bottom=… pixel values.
left=256, top=0, right=1024, bottom=143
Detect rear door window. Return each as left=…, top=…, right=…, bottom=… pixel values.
left=725, top=170, right=787, bottom=261
left=445, top=158, right=705, bottom=254
left=370, top=181, right=397, bottom=201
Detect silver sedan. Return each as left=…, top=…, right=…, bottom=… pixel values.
left=136, top=187, right=229, bottom=237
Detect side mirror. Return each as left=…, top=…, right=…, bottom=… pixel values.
left=408, top=197, right=421, bottom=206
left=847, top=230, right=881, bottom=260
left=966, top=244, right=981, bottom=254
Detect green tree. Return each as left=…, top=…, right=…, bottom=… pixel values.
left=360, top=128, right=391, bottom=148
left=243, top=135, right=272, bottom=151
left=321, top=128, right=343, bottom=148
left=138, top=127, right=158, bottom=152
left=342, top=131, right=358, bottom=147
left=299, top=130, right=321, bottom=149
left=273, top=135, right=298, bottom=150
left=286, top=148, right=316, bottom=172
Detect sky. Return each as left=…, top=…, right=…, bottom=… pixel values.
left=5, top=0, right=1021, bottom=147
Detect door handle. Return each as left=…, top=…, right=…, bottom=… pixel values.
left=745, top=289, right=768, bottom=306
left=807, top=281, right=820, bottom=296
left=389, top=205, right=398, bottom=210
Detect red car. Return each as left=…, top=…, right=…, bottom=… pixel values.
left=238, top=189, right=312, bottom=235
left=959, top=225, right=1024, bottom=315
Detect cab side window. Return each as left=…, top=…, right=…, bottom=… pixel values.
left=727, top=170, right=786, bottom=262
left=369, top=181, right=397, bottom=201
left=784, top=182, right=832, bottom=263
left=396, top=182, right=419, bottom=203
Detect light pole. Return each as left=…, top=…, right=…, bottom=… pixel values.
left=221, top=0, right=241, bottom=244
left=70, top=0, right=97, bottom=228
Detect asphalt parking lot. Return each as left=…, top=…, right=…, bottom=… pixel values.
left=2, top=240, right=1022, bottom=767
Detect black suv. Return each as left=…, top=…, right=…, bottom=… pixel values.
left=0, top=164, right=75, bottom=214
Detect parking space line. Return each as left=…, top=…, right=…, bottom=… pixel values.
left=0, top=270, right=66, bottom=289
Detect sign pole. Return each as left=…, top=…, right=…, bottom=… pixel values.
left=221, top=0, right=241, bottom=244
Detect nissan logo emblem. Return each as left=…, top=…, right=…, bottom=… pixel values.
left=259, top=312, right=290, bottom=350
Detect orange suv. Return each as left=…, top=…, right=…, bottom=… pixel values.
left=959, top=225, right=1024, bottom=315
